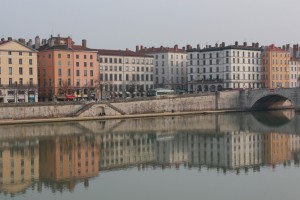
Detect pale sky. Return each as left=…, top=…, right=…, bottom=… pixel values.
left=1, top=0, right=299, bottom=50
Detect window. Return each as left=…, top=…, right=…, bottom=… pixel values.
left=19, top=78, right=23, bottom=85
left=76, top=70, right=80, bottom=76
left=90, top=62, right=93, bottom=67
left=67, top=69, right=71, bottom=76
left=84, top=55, right=87, bottom=59
left=8, top=58, right=12, bottom=64
left=58, top=54, right=61, bottom=58
left=9, top=78, right=13, bottom=85
left=29, top=59, right=33, bottom=65
left=90, top=55, right=93, bottom=59
left=76, top=62, right=79, bottom=67
left=9, top=67, right=12, bottom=75
left=90, top=70, right=93, bottom=76
left=76, top=55, right=79, bottom=59
left=58, top=60, right=61, bottom=66
left=84, top=70, right=87, bottom=76
left=19, top=67, right=23, bottom=75
left=58, top=68, right=62, bottom=76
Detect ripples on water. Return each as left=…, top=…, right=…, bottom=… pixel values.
left=1, top=110, right=300, bottom=200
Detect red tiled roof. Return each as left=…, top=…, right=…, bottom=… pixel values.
left=138, top=46, right=186, bottom=54
left=95, top=49, right=153, bottom=58
left=266, top=44, right=288, bottom=52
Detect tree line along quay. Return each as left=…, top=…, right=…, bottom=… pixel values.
left=0, top=35, right=300, bottom=105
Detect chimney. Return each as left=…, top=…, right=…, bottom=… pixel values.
left=174, top=44, right=178, bottom=51
left=208, top=45, right=211, bottom=48
left=67, top=37, right=72, bottom=49
left=18, top=38, right=26, bottom=44
left=222, top=42, right=225, bottom=47
left=215, top=43, right=218, bottom=47
left=8, top=37, right=12, bottom=41
left=186, top=45, right=192, bottom=50
left=136, top=45, right=139, bottom=52
left=1, top=38, right=4, bottom=42
left=27, top=39, right=33, bottom=47
left=286, top=44, right=290, bottom=50
left=160, top=46, right=163, bottom=50
left=235, top=41, right=238, bottom=46
left=256, top=43, right=259, bottom=48
left=35, top=36, right=40, bottom=49
left=243, top=42, right=247, bottom=46
left=82, top=39, right=87, bottom=48
left=252, top=43, right=255, bottom=47
left=182, top=47, right=185, bottom=51
left=197, top=44, right=200, bottom=50
left=140, top=45, right=144, bottom=50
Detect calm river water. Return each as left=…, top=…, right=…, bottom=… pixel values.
left=1, top=110, right=300, bottom=200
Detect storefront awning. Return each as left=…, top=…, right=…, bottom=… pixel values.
left=66, top=95, right=76, bottom=99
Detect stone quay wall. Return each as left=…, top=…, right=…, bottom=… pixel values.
left=0, top=91, right=241, bottom=120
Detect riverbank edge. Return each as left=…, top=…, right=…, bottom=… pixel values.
left=0, top=109, right=244, bottom=126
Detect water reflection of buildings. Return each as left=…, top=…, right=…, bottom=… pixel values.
left=39, top=135, right=100, bottom=191
left=0, top=140, right=39, bottom=195
left=100, top=132, right=300, bottom=172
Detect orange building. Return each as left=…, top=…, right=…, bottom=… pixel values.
left=39, top=135, right=100, bottom=186
left=262, top=133, right=291, bottom=166
left=262, top=44, right=290, bottom=89
left=37, top=36, right=98, bottom=101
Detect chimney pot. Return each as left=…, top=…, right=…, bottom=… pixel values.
left=8, top=37, right=12, bottom=41
left=136, top=45, right=139, bottom=52
left=82, top=39, right=87, bottom=48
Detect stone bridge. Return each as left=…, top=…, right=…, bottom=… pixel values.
left=239, top=88, right=300, bottom=111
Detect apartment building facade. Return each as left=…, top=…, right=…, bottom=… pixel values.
left=262, top=44, right=291, bottom=89
left=36, top=35, right=98, bottom=101
left=97, top=49, right=154, bottom=98
left=0, top=38, right=38, bottom=103
left=138, top=45, right=188, bottom=90
left=187, top=42, right=262, bottom=92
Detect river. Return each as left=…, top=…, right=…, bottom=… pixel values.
left=0, top=110, right=300, bottom=200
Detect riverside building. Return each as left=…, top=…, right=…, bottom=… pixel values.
left=187, top=42, right=263, bottom=92
left=36, top=35, right=98, bottom=101
left=137, top=45, right=188, bottom=90
left=97, top=49, right=154, bottom=98
left=262, top=44, right=290, bottom=89
left=0, top=38, right=38, bottom=103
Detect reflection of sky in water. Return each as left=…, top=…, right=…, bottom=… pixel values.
left=1, top=110, right=300, bottom=200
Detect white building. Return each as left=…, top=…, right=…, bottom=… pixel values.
left=97, top=49, right=154, bottom=98
left=137, top=45, right=188, bottom=90
left=187, top=42, right=263, bottom=92
left=289, top=58, right=300, bottom=87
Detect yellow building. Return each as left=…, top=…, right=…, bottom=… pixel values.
left=0, top=140, right=39, bottom=195
left=262, top=44, right=290, bottom=89
left=0, top=38, right=38, bottom=103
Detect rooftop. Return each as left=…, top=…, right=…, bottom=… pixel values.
left=138, top=45, right=186, bottom=54
left=95, top=49, right=153, bottom=58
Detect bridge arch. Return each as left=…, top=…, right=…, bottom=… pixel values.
left=250, top=93, right=294, bottom=110
left=94, top=105, right=106, bottom=116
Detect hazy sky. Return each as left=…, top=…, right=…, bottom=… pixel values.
left=1, top=0, right=299, bottom=50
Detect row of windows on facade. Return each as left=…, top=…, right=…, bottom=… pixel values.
left=189, top=51, right=260, bottom=59
left=3, top=51, right=33, bottom=56
left=189, top=74, right=261, bottom=81
left=102, top=84, right=154, bottom=92
left=99, top=57, right=153, bottom=65
left=42, top=78, right=95, bottom=87
left=262, top=59, right=289, bottom=65
left=100, top=73, right=153, bottom=82
left=43, top=53, right=94, bottom=60
left=155, top=54, right=186, bottom=60
left=44, top=69, right=95, bottom=77
left=0, top=67, right=34, bottom=75
left=156, top=61, right=185, bottom=67
left=189, top=58, right=260, bottom=66
left=1, top=78, right=34, bottom=86
left=2, top=58, right=34, bottom=65
left=156, top=67, right=186, bottom=75
left=262, top=53, right=290, bottom=57
left=100, top=65, right=153, bottom=72
left=190, top=66, right=261, bottom=73
left=156, top=77, right=186, bottom=84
